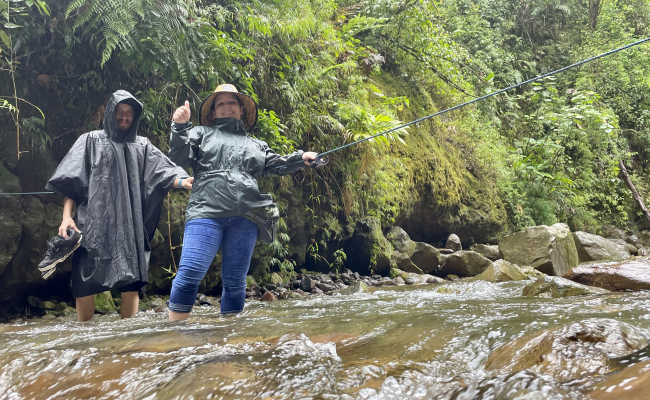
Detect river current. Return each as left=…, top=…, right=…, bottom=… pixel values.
left=2, top=280, right=650, bottom=399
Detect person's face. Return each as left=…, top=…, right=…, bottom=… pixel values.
left=212, top=93, right=243, bottom=120
left=115, top=102, right=135, bottom=131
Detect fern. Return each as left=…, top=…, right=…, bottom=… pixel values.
left=65, top=0, right=204, bottom=80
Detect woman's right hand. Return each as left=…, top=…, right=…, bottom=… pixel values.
left=59, top=217, right=80, bottom=238
left=173, top=100, right=191, bottom=124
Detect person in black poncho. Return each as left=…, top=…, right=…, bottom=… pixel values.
left=46, top=90, right=191, bottom=322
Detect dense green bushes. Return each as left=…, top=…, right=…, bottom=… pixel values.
left=3, top=0, right=650, bottom=272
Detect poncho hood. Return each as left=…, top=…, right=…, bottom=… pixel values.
left=104, top=90, right=143, bottom=143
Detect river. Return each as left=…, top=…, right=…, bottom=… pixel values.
left=2, top=280, right=650, bottom=399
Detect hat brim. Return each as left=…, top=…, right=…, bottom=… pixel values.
left=199, top=91, right=258, bottom=131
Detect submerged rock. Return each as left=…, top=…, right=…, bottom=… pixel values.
left=563, top=259, right=650, bottom=291
left=499, top=223, right=578, bottom=276
left=262, top=292, right=277, bottom=301
left=522, top=276, right=610, bottom=298
left=590, top=345, right=650, bottom=400
left=334, top=281, right=369, bottom=295
left=438, top=250, right=492, bottom=277
left=485, top=319, right=650, bottom=382
left=573, top=231, right=630, bottom=262
left=445, top=234, right=462, bottom=251
left=473, top=244, right=502, bottom=261
left=475, top=259, right=527, bottom=283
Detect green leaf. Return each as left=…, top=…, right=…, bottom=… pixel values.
left=0, top=31, right=10, bottom=48
left=485, top=72, right=495, bottom=82
left=4, top=23, right=23, bottom=29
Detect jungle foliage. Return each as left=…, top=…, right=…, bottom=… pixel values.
left=2, top=0, right=650, bottom=273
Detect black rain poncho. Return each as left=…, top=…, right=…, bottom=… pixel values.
left=169, top=118, right=304, bottom=222
left=46, top=90, right=188, bottom=298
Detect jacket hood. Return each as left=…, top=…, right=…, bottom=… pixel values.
left=103, top=90, right=143, bottom=143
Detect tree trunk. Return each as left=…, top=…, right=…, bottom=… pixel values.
left=619, top=160, right=650, bottom=225
left=588, top=0, right=601, bottom=30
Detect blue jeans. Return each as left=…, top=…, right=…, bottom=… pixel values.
left=168, top=217, right=258, bottom=314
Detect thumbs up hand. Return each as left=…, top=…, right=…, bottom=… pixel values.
left=172, top=100, right=191, bottom=124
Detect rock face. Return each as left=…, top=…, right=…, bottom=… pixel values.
left=499, top=223, right=578, bottom=276
left=0, top=164, right=23, bottom=277
left=475, top=259, right=528, bottom=282
left=344, top=217, right=391, bottom=276
left=572, top=231, right=630, bottom=262
left=563, top=259, right=650, bottom=291
left=485, top=319, right=649, bottom=382
left=607, top=238, right=637, bottom=255
left=445, top=234, right=462, bottom=251
left=473, top=244, right=501, bottom=261
left=438, top=250, right=492, bottom=277
left=522, top=276, right=610, bottom=298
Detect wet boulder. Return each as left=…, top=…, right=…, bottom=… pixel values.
left=563, top=259, right=650, bottom=291
left=409, top=242, right=441, bottom=274
left=606, top=238, right=638, bottom=255
left=473, top=244, right=501, bottom=261
left=334, top=281, right=369, bottom=295
left=300, top=276, right=316, bottom=292
left=475, top=259, right=528, bottom=283
left=385, top=226, right=416, bottom=255
left=445, top=234, right=462, bottom=251
left=499, top=223, right=578, bottom=276
left=572, top=231, right=630, bottom=262
left=94, top=291, right=116, bottom=314
left=522, top=276, right=610, bottom=298
left=391, top=250, right=423, bottom=274
left=485, top=319, right=649, bottom=382
left=270, top=272, right=284, bottom=284
left=438, top=250, right=492, bottom=277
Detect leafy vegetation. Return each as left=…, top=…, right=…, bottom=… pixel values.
left=3, top=0, right=650, bottom=278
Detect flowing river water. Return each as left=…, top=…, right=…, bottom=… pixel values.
left=2, top=280, right=650, bottom=399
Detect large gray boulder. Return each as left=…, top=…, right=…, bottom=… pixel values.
left=386, top=227, right=440, bottom=274
left=475, top=259, right=528, bottom=283
left=499, top=223, right=578, bottom=276
left=473, top=244, right=501, bottom=261
left=385, top=226, right=416, bottom=256
left=409, top=242, right=441, bottom=274
left=445, top=234, right=462, bottom=251
left=522, top=276, right=610, bottom=298
left=572, top=231, right=630, bottom=262
left=606, top=238, right=638, bottom=255
left=439, top=250, right=492, bottom=277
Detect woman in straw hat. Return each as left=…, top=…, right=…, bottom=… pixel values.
left=167, top=84, right=318, bottom=320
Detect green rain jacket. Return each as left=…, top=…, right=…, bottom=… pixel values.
left=169, top=118, right=304, bottom=222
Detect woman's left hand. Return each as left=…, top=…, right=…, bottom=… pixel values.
left=176, top=176, right=194, bottom=189
left=302, top=152, right=319, bottom=166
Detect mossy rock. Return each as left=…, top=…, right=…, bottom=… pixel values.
left=270, top=273, right=283, bottom=284
left=94, top=291, right=116, bottom=314
left=246, top=275, right=257, bottom=288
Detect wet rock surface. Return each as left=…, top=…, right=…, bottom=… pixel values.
left=573, top=231, right=630, bottom=262
left=473, top=244, right=501, bottom=261
left=475, top=259, right=528, bottom=283
left=445, top=233, right=462, bottom=251
left=486, top=319, right=650, bottom=383
left=523, top=276, right=610, bottom=298
left=438, top=250, right=493, bottom=277
left=563, top=258, right=650, bottom=291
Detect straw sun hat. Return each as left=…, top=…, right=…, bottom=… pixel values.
left=199, top=84, right=258, bottom=130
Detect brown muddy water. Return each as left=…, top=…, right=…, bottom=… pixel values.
left=2, top=280, right=650, bottom=399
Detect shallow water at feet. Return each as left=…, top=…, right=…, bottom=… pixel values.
left=2, top=280, right=650, bottom=399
